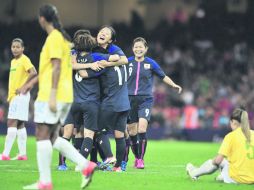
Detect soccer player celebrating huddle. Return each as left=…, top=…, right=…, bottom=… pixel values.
left=0, top=38, right=37, bottom=161
left=186, top=108, right=254, bottom=184
left=23, top=4, right=96, bottom=190
left=123, top=37, right=182, bottom=170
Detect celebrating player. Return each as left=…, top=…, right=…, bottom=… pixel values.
left=125, top=37, right=182, bottom=170
left=23, top=4, right=96, bottom=190
left=0, top=38, right=37, bottom=161
left=186, top=108, right=254, bottom=184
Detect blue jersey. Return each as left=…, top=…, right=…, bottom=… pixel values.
left=73, top=51, right=109, bottom=103
left=88, top=44, right=130, bottom=112
left=127, top=56, right=166, bottom=96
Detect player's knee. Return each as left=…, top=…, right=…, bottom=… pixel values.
left=83, top=129, right=94, bottom=138
left=114, top=130, right=124, bottom=138
left=127, top=123, right=137, bottom=136
left=138, top=126, right=147, bottom=133
left=7, top=119, right=17, bottom=128
left=35, top=125, right=50, bottom=140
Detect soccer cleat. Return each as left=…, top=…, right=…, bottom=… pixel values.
left=133, top=158, right=138, bottom=168
left=23, top=182, right=53, bottom=190
left=81, top=161, right=97, bottom=189
left=186, top=163, right=198, bottom=180
left=57, top=164, right=68, bottom=171
left=121, top=161, right=127, bottom=171
left=112, top=166, right=122, bottom=172
left=0, top=154, right=10, bottom=161
left=136, top=159, right=144, bottom=169
left=98, top=157, right=116, bottom=170
left=11, top=155, right=28, bottom=161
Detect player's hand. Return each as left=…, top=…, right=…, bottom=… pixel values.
left=98, top=60, right=109, bottom=67
left=49, top=89, right=57, bottom=113
left=90, top=62, right=104, bottom=71
left=174, top=85, right=182, bottom=94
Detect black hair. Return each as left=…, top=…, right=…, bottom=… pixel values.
left=132, top=37, right=148, bottom=48
left=39, top=4, right=71, bottom=41
left=12, top=38, right=24, bottom=47
left=73, top=33, right=97, bottom=52
left=99, top=25, right=117, bottom=43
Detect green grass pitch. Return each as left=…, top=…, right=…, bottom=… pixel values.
left=0, top=136, right=253, bottom=190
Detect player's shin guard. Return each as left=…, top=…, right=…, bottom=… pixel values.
left=58, top=137, right=70, bottom=166
left=90, top=139, right=98, bottom=163
left=115, top=137, right=126, bottom=167
left=123, top=137, right=131, bottom=162
left=80, top=137, right=93, bottom=158
left=96, top=133, right=113, bottom=158
left=190, top=159, right=218, bottom=178
left=130, top=135, right=139, bottom=158
left=138, top=133, right=147, bottom=160
left=74, top=137, right=84, bottom=152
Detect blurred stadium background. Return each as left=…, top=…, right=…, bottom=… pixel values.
left=1, top=0, right=254, bottom=141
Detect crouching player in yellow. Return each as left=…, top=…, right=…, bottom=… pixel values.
left=0, top=38, right=37, bottom=161
left=186, top=108, right=254, bottom=184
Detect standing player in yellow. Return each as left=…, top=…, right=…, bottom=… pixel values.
left=0, top=38, right=37, bottom=161
left=23, top=4, right=96, bottom=190
left=186, top=108, right=254, bottom=184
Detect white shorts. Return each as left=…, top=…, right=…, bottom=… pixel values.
left=34, top=101, right=71, bottom=125
left=220, top=159, right=237, bottom=184
left=7, top=93, right=30, bottom=121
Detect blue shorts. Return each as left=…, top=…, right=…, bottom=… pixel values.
left=98, top=109, right=129, bottom=133
left=64, top=101, right=99, bottom=131
left=127, top=95, right=153, bottom=124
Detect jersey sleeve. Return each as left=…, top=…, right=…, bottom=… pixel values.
left=23, top=56, right=34, bottom=72
left=150, top=59, right=166, bottom=79
left=92, top=53, right=110, bottom=61
left=48, top=33, right=63, bottom=59
left=109, top=45, right=125, bottom=56
left=218, top=134, right=232, bottom=157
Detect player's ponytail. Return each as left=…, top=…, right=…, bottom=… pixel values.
left=241, top=110, right=251, bottom=144
left=39, top=4, right=71, bottom=41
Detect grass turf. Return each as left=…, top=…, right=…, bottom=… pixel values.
left=0, top=136, right=253, bottom=190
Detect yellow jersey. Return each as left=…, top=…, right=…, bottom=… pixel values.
left=37, top=29, right=73, bottom=103
left=8, top=54, right=34, bottom=102
left=218, top=127, right=254, bottom=184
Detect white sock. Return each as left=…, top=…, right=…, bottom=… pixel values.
left=37, top=140, right=52, bottom=184
left=3, top=127, right=17, bottom=156
left=53, top=137, right=89, bottom=169
left=192, top=159, right=218, bottom=177
left=17, top=128, right=27, bottom=156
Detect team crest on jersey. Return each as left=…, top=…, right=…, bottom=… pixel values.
left=144, top=64, right=150, bottom=69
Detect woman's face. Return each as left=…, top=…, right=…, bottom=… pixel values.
left=11, top=41, right=24, bottom=58
left=97, top=27, right=112, bottom=46
left=132, top=41, right=147, bottom=58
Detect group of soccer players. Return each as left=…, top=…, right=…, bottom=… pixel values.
left=0, top=3, right=182, bottom=189
left=3, top=2, right=254, bottom=190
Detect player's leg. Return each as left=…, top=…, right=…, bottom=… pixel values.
left=217, top=159, right=237, bottom=183
left=112, top=111, right=129, bottom=171
left=121, top=129, right=130, bottom=171
left=2, top=93, right=30, bottom=160
left=127, top=123, right=139, bottom=166
left=136, top=97, right=153, bottom=169
left=58, top=123, right=74, bottom=171
left=186, top=159, right=218, bottom=180
left=15, top=121, right=28, bottom=160
left=1, top=118, right=18, bottom=160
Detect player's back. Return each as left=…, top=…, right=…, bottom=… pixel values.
left=73, top=52, right=102, bottom=103
left=225, top=128, right=254, bottom=184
